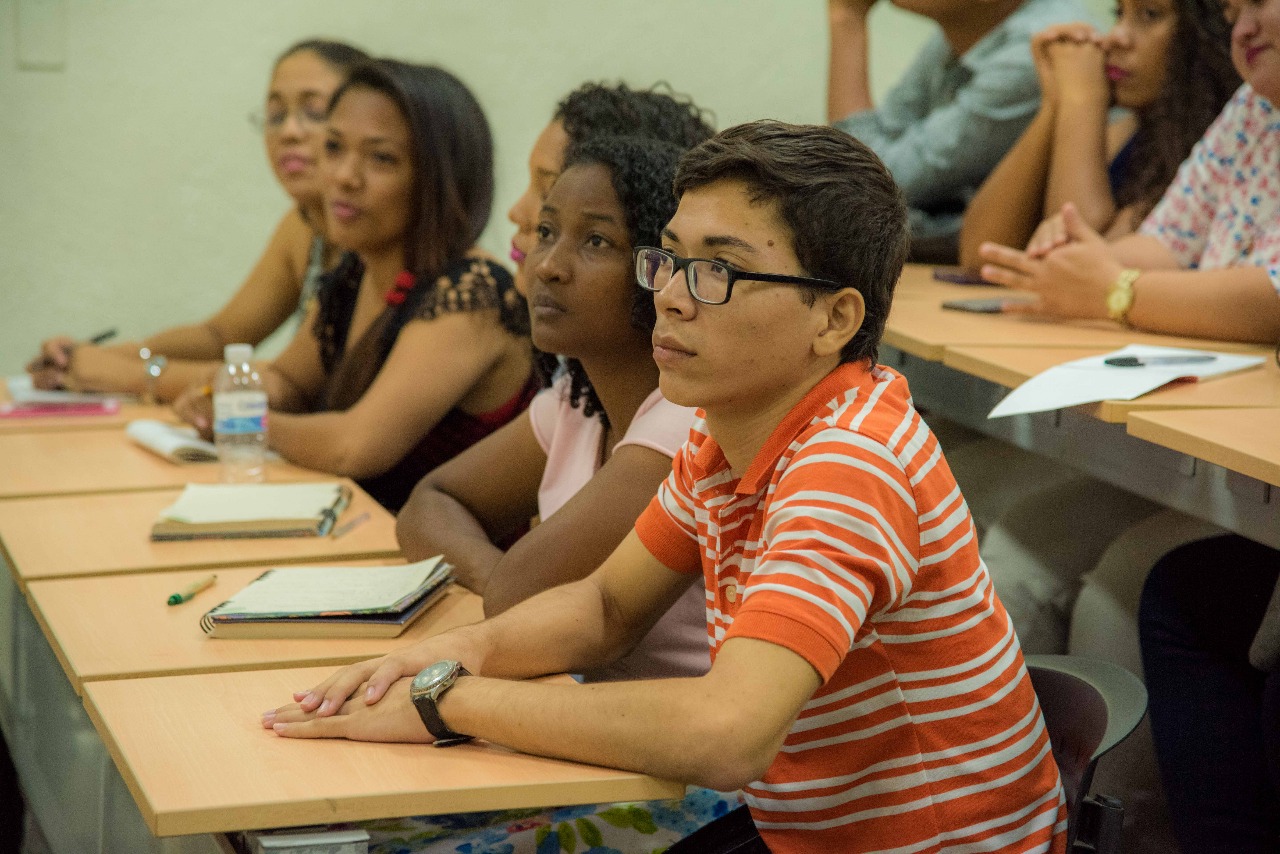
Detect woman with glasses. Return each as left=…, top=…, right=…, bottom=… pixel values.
left=177, top=60, right=535, bottom=513
left=26, top=39, right=367, bottom=402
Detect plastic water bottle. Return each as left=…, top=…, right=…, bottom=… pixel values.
left=213, top=343, right=268, bottom=483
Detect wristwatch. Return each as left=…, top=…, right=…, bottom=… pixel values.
left=1106, top=268, right=1141, bottom=325
left=138, top=346, right=168, bottom=405
left=409, top=660, right=474, bottom=747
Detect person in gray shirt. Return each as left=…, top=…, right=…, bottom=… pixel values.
left=828, top=0, right=1091, bottom=261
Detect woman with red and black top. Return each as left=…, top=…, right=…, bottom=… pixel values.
left=178, top=59, right=535, bottom=511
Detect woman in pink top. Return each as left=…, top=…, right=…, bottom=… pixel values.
left=397, top=134, right=709, bottom=682
left=370, top=134, right=738, bottom=852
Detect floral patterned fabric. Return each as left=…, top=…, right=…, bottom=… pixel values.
left=1140, top=83, right=1280, bottom=292
left=361, top=788, right=741, bottom=854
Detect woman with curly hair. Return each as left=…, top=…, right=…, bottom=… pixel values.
left=399, top=133, right=708, bottom=680
left=398, top=80, right=714, bottom=662
left=958, top=0, right=1238, bottom=267
left=177, top=59, right=536, bottom=512
left=504, top=81, right=714, bottom=295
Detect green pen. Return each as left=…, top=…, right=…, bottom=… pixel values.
left=167, top=574, right=216, bottom=606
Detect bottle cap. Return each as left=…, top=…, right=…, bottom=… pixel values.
left=224, top=343, right=253, bottom=364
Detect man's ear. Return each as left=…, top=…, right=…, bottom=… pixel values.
left=812, top=288, right=865, bottom=358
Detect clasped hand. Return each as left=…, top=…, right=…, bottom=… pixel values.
left=977, top=203, right=1123, bottom=320
left=1031, top=23, right=1107, bottom=108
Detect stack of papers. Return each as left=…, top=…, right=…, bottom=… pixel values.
left=989, top=345, right=1265, bottom=418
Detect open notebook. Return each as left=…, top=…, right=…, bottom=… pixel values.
left=150, top=482, right=350, bottom=541
left=200, top=557, right=455, bottom=638
left=127, top=419, right=218, bottom=463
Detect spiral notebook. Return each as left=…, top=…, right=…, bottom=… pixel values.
left=150, top=482, right=350, bottom=541
left=200, top=557, right=454, bottom=638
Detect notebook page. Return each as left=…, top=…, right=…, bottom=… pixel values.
left=216, top=558, right=445, bottom=615
left=159, top=482, right=344, bottom=524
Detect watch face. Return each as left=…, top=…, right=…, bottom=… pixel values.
left=411, top=660, right=457, bottom=696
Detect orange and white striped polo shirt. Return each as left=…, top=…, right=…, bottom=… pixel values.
left=636, top=361, right=1066, bottom=854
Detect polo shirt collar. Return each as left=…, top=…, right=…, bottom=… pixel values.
left=687, top=362, right=873, bottom=495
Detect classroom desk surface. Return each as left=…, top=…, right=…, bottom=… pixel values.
left=0, top=482, right=399, bottom=585
left=0, top=429, right=319, bottom=499
left=26, top=562, right=483, bottom=693
left=942, top=345, right=1280, bottom=423
left=1128, top=408, right=1280, bottom=488
left=84, top=666, right=685, bottom=837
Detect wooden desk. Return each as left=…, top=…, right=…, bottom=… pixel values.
left=0, top=482, right=399, bottom=585
left=0, top=429, right=319, bottom=499
left=26, top=563, right=483, bottom=692
left=943, top=345, right=1279, bottom=422
left=84, top=666, right=685, bottom=836
left=1128, top=408, right=1280, bottom=488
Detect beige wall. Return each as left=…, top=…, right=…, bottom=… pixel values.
left=0, top=0, right=1108, bottom=370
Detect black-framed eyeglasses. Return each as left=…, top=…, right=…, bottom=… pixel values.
left=634, top=246, right=842, bottom=306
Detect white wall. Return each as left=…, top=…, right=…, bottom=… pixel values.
left=0, top=0, right=1108, bottom=370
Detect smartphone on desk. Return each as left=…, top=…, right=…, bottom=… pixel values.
left=932, top=267, right=990, bottom=286
left=941, top=297, right=1010, bottom=314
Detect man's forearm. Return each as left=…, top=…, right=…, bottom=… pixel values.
left=828, top=11, right=873, bottom=122
left=439, top=672, right=763, bottom=793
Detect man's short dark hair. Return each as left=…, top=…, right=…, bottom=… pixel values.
left=673, top=120, right=909, bottom=365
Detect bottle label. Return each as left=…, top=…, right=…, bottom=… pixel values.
left=213, top=392, right=268, bottom=436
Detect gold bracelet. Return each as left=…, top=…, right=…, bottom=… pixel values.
left=1106, top=268, right=1141, bottom=325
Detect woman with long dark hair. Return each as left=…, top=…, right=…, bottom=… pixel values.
left=959, top=0, right=1238, bottom=266
left=178, top=60, right=535, bottom=511
left=28, top=39, right=369, bottom=402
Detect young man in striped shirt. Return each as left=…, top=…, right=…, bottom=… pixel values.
left=269, top=120, right=1067, bottom=854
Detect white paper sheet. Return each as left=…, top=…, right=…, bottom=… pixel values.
left=988, top=345, right=1265, bottom=419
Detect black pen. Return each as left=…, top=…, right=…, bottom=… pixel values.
left=1104, top=355, right=1218, bottom=368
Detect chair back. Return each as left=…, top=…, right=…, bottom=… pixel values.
left=1025, top=655, right=1147, bottom=849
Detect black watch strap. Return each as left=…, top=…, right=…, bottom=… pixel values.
left=413, top=666, right=474, bottom=747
